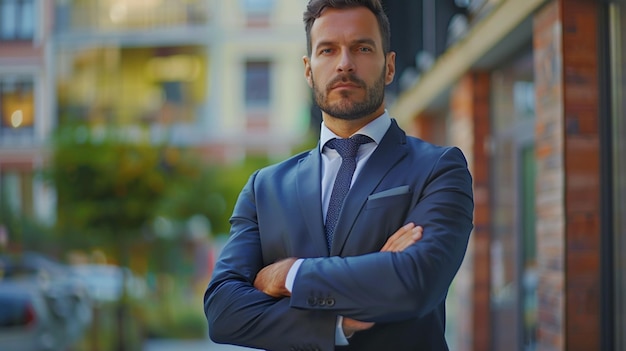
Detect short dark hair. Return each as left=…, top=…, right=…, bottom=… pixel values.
left=303, top=0, right=391, bottom=56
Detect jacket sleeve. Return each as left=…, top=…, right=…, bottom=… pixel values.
left=204, top=171, right=337, bottom=351
left=290, top=146, right=474, bottom=323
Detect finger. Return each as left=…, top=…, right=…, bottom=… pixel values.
left=254, top=265, right=279, bottom=296
left=343, top=318, right=375, bottom=333
left=381, top=223, right=414, bottom=251
left=387, top=225, right=418, bottom=252
left=253, top=265, right=270, bottom=289
left=387, top=226, right=423, bottom=252
left=254, top=259, right=296, bottom=298
left=392, top=222, right=415, bottom=239
left=413, top=226, right=423, bottom=241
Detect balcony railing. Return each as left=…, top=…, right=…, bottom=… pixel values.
left=55, top=0, right=210, bottom=33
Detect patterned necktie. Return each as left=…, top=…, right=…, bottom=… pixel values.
left=324, top=134, right=373, bottom=250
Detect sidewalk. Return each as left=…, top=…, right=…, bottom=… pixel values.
left=143, top=338, right=261, bottom=351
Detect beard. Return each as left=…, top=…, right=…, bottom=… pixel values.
left=312, top=68, right=386, bottom=121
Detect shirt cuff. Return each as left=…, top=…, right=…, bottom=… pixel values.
left=285, top=258, right=304, bottom=293
left=286, top=259, right=348, bottom=345
left=335, top=316, right=350, bottom=345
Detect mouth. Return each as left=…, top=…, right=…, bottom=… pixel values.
left=330, top=80, right=362, bottom=90
left=331, top=84, right=359, bottom=91
left=328, top=75, right=364, bottom=92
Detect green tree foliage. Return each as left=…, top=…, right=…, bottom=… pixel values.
left=47, top=125, right=279, bottom=249
left=49, top=126, right=190, bottom=248
left=47, top=125, right=316, bottom=247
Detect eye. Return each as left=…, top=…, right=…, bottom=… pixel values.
left=358, top=47, right=373, bottom=53
left=319, top=48, right=334, bottom=55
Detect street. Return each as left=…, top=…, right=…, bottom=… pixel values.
left=143, top=338, right=262, bottom=351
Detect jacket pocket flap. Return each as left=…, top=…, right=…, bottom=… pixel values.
left=367, top=185, right=410, bottom=200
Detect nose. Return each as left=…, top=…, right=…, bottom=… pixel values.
left=336, top=50, right=355, bottom=73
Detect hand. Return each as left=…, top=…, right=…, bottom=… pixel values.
left=254, top=257, right=297, bottom=298
left=342, top=317, right=375, bottom=338
left=380, top=222, right=423, bottom=252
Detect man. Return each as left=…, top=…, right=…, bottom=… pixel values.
left=204, top=0, right=473, bottom=350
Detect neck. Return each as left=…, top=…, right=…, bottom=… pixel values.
left=323, top=108, right=385, bottom=138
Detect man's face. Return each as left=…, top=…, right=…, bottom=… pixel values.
left=304, top=7, right=395, bottom=121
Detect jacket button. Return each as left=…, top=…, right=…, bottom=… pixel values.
left=307, top=297, right=317, bottom=306
left=317, top=297, right=326, bottom=306
left=325, top=298, right=335, bottom=307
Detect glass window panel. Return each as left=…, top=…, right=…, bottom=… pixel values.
left=241, top=0, right=274, bottom=27
left=490, top=47, right=536, bottom=351
left=245, top=61, right=271, bottom=107
left=1, top=0, right=17, bottom=39
left=1, top=172, right=22, bottom=216
left=0, top=78, right=35, bottom=129
left=521, top=144, right=537, bottom=350
left=18, top=0, right=35, bottom=39
left=0, top=0, right=35, bottom=40
left=0, top=170, right=34, bottom=219
left=242, top=0, right=275, bottom=14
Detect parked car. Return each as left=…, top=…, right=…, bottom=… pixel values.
left=69, top=264, right=147, bottom=303
left=0, top=252, right=92, bottom=350
left=0, top=278, right=85, bottom=350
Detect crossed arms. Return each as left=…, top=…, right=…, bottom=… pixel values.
left=254, top=223, right=424, bottom=337
left=204, top=146, right=473, bottom=350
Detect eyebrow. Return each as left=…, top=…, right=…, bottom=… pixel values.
left=314, top=38, right=378, bottom=50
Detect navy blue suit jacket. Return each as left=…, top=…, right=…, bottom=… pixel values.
left=205, top=119, right=474, bottom=351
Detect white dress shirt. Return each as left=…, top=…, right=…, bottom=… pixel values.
left=285, top=112, right=392, bottom=344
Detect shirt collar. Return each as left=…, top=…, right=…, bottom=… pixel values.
left=319, top=111, right=392, bottom=152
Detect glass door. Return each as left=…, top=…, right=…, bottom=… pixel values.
left=489, top=46, right=537, bottom=351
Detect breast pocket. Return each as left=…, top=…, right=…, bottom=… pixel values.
left=365, top=186, right=411, bottom=210
left=346, top=190, right=413, bottom=254
left=364, top=189, right=413, bottom=234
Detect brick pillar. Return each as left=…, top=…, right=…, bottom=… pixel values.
left=413, top=112, right=447, bottom=145
left=533, top=1, right=601, bottom=350
left=449, top=72, right=491, bottom=351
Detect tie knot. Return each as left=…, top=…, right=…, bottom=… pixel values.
left=326, top=135, right=373, bottom=159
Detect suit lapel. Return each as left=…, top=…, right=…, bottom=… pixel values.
left=331, top=120, right=408, bottom=255
left=296, top=146, right=329, bottom=256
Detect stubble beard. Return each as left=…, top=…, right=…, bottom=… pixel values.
left=312, top=69, right=386, bottom=121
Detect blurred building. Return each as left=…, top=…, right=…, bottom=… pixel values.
left=4, top=0, right=624, bottom=349
left=54, top=0, right=310, bottom=162
left=387, top=0, right=625, bottom=350
left=1, top=0, right=311, bottom=230
left=0, top=0, right=56, bottom=227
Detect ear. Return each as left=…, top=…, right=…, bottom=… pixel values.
left=303, top=56, right=313, bottom=88
left=384, top=51, right=396, bottom=85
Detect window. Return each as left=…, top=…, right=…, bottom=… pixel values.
left=0, top=77, right=35, bottom=135
left=0, top=170, right=34, bottom=219
left=241, top=0, right=275, bottom=27
left=245, top=61, right=271, bottom=108
left=242, top=0, right=275, bottom=14
left=489, top=47, right=537, bottom=351
left=244, top=60, right=271, bottom=132
left=0, top=0, right=35, bottom=41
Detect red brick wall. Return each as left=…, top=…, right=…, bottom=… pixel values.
left=448, top=73, right=491, bottom=351
left=533, top=1, right=601, bottom=350
left=469, top=72, right=491, bottom=351
left=534, top=3, right=566, bottom=349
left=414, top=113, right=446, bottom=146
left=560, top=0, right=601, bottom=349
